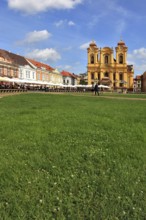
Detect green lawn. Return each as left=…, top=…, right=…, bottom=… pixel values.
left=0, top=93, right=146, bottom=220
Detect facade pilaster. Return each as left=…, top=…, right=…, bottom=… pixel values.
left=110, top=72, right=113, bottom=86
left=88, top=71, right=91, bottom=85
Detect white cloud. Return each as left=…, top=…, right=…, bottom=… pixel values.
left=54, top=20, right=65, bottom=27
left=128, top=48, right=146, bottom=74
left=128, top=48, right=146, bottom=61
left=26, top=48, right=61, bottom=62
left=133, top=48, right=146, bottom=59
left=79, top=42, right=91, bottom=50
left=68, top=21, right=75, bottom=26
left=17, top=30, right=51, bottom=45
left=7, top=0, right=83, bottom=14
left=64, top=65, right=72, bottom=70
left=54, top=20, right=75, bottom=27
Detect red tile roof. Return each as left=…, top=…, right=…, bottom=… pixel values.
left=27, top=58, right=54, bottom=71
left=0, top=49, right=32, bottom=67
left=61, top=70, right=77, bottom=78
left=136, top=75, right=141, bottom=79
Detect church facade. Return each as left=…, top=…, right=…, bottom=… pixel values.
left=87, top=40, right=134, bottom=90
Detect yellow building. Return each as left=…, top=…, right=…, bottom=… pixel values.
left=87, top=40, right=134, bottom=91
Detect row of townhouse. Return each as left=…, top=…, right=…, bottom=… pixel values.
left=133, top=72, right=146, bottom=92
left=0, top=49, right=77, bottom=87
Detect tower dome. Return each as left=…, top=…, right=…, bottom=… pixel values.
left=117, top=39, right=126, bottom=46
left=89, top=40, right=97, bottom=47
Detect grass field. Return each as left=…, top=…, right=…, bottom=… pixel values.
left=0, top=93, right=146, bottom=220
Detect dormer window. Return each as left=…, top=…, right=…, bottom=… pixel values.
left=0, top=56, right=4, bottom=61
left=119, top=55, right=123, bottom=64
left=90, top=55, right=94, bottom=64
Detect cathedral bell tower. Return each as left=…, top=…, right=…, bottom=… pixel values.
left=115, top=40, right=128, bottom=65
left=87, top=40, right=99, bottom=64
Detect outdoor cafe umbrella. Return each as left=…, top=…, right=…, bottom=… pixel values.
left=0, top=77, right=11, bottom=82
left=98, top=85, right=110, bottom=88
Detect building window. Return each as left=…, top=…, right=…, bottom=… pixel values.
left=32, top=72, right=35, bottom=79
left=90, top=55, right=94, bottom=64
left=38, top=73, right=41, bottom=80
left=13, top=69, right=17, bottom=77
left=7, top=68, right=11, bottom=76
left=98, top=73, right=100, bottom=80
left=26, top=71, right=30, bottom=78
left=119, top=73, right=123, bottom=80
left=20, top=69, right=23, bottom=78
left=113, top=73, right=116, bottom=80
left=0, top=67, right=3, bottom=76
left=104, top=72, right=109, bottom=77
left=42, top=74, right=45, bottom=81
left=91, top=73, right=94, bottom=79
left=119, top=55, right=123, bottom=64
left=105, top=55, right=108, bottom=64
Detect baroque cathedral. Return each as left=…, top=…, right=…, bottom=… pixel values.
left=87, top=40, right=134, bottom=90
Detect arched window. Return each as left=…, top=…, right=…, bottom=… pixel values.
left=104, top=72, right=109, bottom=77
left=90, top=55, right=94, bottom=64
left=119, top=73, right=123, bottom=80
left=105, top=55, right=108, bottom=64
left=119, top=55, right=123, bottom=64
left=91, top=72, right=94, bottom=79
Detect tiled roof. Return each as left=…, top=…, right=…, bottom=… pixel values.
left=61, top=70, right=77, bottom=78
left=0, top=49, right=32, bottom=67
left=135, top=75, right=141, bottom=80
left=27, top=58, right=54, bottom=71
left=0, top=49, right=11, bottom=61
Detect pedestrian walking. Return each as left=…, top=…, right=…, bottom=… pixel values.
left=94, top=83, right=99, bottom=96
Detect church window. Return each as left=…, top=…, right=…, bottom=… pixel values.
left=113, top=73, right=116, bottom=80
left=91, top=72, right=94, bottom=79
left=90, top=55, right=94, bottom=64
left=105, top=55, right=108, bottom=64
left=119, top=73, right=123, bottom=80
left=98, top=73, right=100, bottom=80
left=104, top=72, right=109, bottom=77
left=119, top=55, right=123, bottom=64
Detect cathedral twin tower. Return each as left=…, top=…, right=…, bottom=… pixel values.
left=87, top=40, right=134, bottom=90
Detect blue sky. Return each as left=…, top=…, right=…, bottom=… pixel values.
left=0, top=0, right=146, bottom=76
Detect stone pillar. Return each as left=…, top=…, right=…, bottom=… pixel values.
left=100, top=71, right=104, bottom=80
left=88, top=71, right=91, bottom=85
left=124, top=52, right=127, bottom=64
left=123, top=72, right=127, bottom=87
left=110, top=72, right=113, bottom=87
left=110, top=48, right=114, bottom=65
left=100, top=49, right=103, bottom=64
left=95, top=71, right=98, bottom=81
left=129, top=74, right=133, bottom=88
